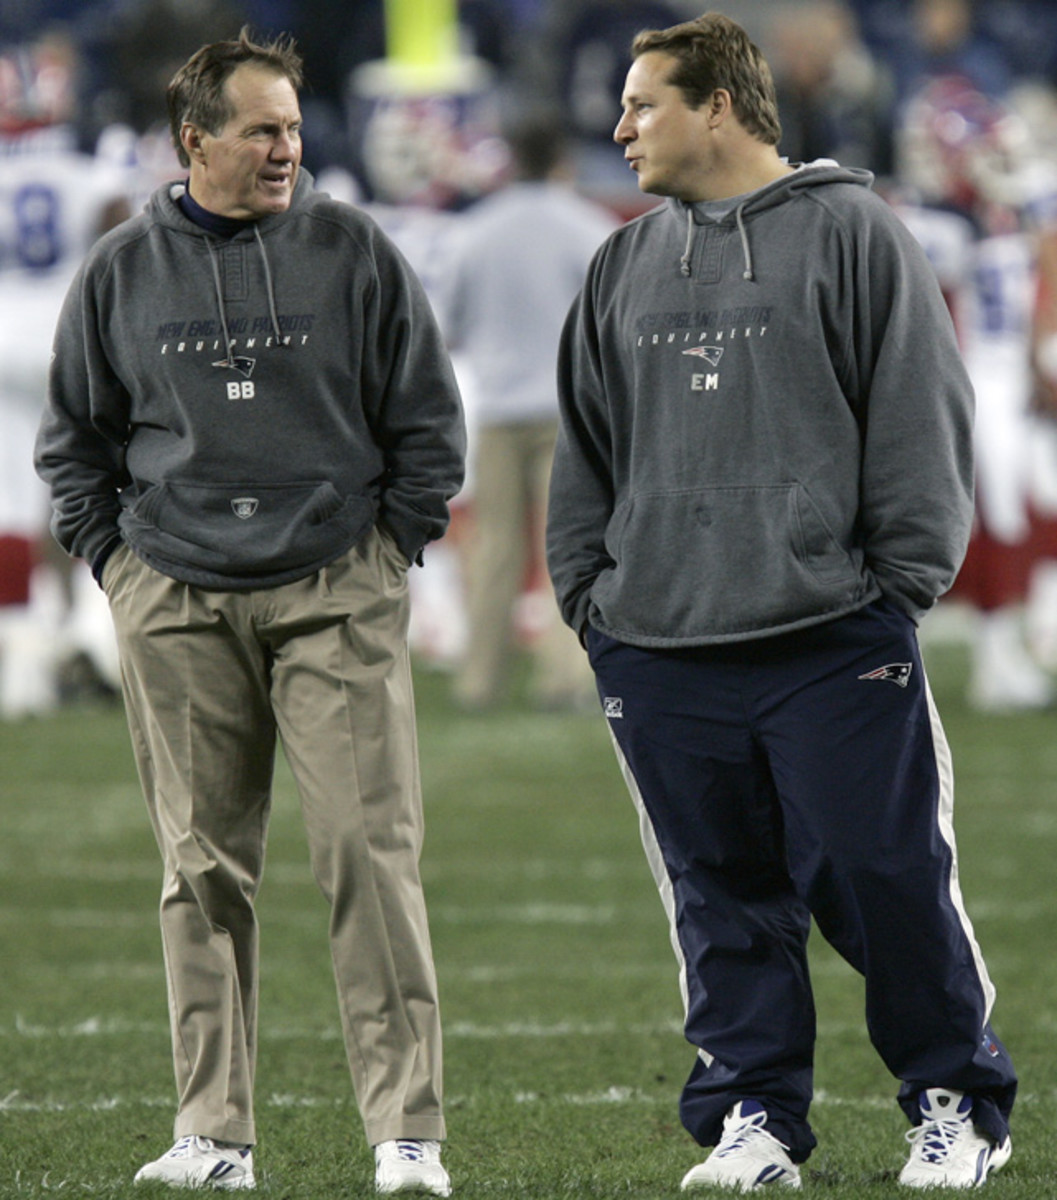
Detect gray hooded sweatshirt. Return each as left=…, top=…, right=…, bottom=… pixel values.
left=546, top=162, right=975, bottom=647
left=35, top=171, right=465, bottom=589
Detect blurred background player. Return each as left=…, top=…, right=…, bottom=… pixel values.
left=0, top=28, right=131, bottom=717
left=442, top=112, right=617, bottom=710
left=1015, top=83, right=1057, bottom=669
left=6, top=0, right=1057, bottom=701
left=318, top=166, right=474, bottom=670
left=893, top=73, right=1057, bottom=710
left=335, top=0, right=506, bottom=671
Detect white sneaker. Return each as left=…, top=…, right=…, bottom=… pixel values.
left=899, top=1088, right=1011, bottom=1188
left=133, top=1135, right=255, bottom=1190
left=374, top=1139, right=451, bottom=1196
left=681, top=1101, right=802, bottom=1190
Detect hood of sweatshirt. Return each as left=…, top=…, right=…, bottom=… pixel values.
left=149, top=167, right=316, bottom=235
left=667, top=160, right=875, bottom=280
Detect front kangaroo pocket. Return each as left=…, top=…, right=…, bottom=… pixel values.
left=128, top=480, right=373, bottom=575
left=594, top=484, right=858, bottom=637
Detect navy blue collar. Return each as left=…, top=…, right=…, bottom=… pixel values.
left=178, top=187, right=256, bottom=238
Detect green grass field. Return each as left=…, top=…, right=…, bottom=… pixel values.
left=0, top=617, right=1054, bottom=1197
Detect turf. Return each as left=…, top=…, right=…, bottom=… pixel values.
left=0, top=621, right=1053, bottom=1197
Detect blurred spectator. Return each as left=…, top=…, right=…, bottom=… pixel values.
left=0, top=0, right=93, bottom=48
left=539, top=0, right=687, bottom=144
left=976, top=0, right=1057, bottom=84
left=94, top=0, right=248, bottom=134
left=879, top=0, right=1012, bottom=112
left=853, top=0, right=1057, bottom=91
left=769, top=0, right=895, bottom=173
left=443, top=111, right=617, bottom=710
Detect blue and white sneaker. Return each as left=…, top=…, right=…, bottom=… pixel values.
left=681, top=1100, right=802, bottom=1190
left=133, top=1135, right=255, bottom=1190
left=374, top=1138, right=451, bottom=1196
left=899, top=1088, right=1012, bottom=1188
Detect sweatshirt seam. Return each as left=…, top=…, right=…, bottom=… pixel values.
left=797, top=188, right=860, bottom=388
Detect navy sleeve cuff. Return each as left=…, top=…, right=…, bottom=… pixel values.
left=90, top=537, right=122, bottom=587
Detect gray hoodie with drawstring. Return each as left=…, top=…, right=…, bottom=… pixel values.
left=546, top=161, right=975, bottom=648
left=35, top=171, right=465, bottom=590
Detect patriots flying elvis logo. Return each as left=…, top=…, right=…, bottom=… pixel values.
left=858, top=662, right=913, bottom=687
left=681, top=346, right=724, bottom=366
left=212, top=354, right=257, bottom=379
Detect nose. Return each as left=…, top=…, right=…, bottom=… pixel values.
left=614, top=110, right=634, bottom=145
left=272, top=129, right=300, bottom=160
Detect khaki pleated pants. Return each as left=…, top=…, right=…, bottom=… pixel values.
left=103, top=527, right=445, bottom=1147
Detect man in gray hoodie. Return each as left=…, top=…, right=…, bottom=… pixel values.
left=35, top=28, right=463, bottom=1196
left=546, top=12, right=1016, bottom=1192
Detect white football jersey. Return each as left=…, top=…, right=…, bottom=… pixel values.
left=896, top=200, right=1039, bottom=541
left=894, top=202, right=975, bottom=297
left=0, top=128, right=132, bottom=273
left=0, top=264, right=74, bottom=530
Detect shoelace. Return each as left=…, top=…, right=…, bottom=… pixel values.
left=393, top=1140, right=427, bottom=1162
left=167, top=1136, right=200, bottom=1157
left=905, top=1117, right=964, bottom=1164
left=715, top=1114, right=788, bottom=1159
left=167, top=1136, right=248, bottom=1160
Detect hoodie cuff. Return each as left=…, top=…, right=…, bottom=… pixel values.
left=90, top=536, right=123, bottom=587
left=380, top=515, right=426, bottom=568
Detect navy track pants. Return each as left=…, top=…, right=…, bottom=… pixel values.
left=586, top=600, right=1016, bottom=1163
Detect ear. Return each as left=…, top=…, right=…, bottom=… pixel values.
left=707, top=89, right=733, bottom=128
left=181, top=122, right=206, bottom=163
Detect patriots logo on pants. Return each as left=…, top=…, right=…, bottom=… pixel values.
left=858, top=662, right=913, bottom=687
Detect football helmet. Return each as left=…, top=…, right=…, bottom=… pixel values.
left=897, top=74, right=1030, bottom=214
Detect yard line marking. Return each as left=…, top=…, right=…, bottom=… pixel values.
left=434, top=903, right=618, bottom=925
left=454, top=963, right=675, bottom=982
left=3, top=1011, right=1033, bottom=1042
left=0, top=1092, right=173, bottom=1113
left=0, top=1088, right=1043, bottom=1115
left=422, top=858, right=648, bottom=883
left=962, top=898, right=1057, bottom=919
left=515, top=1086, right=659, bottom=1106
left=0, top=1015, right=1023, bottom=1041
left=0, top=901, right=629, bottom=931
left=9, top=1015, right=168, bottom=1038
left=509, top=1087, right=1040, bottom=1110
left=3, top=1016, right=687, bottom=1041
left=444, top=1019, right=683, bottom=1038
left=5, top=895, right=1049, bottom=933
left=0, top=907, right=155, bottom=928
left=23, top=962, right=162, bottom=981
